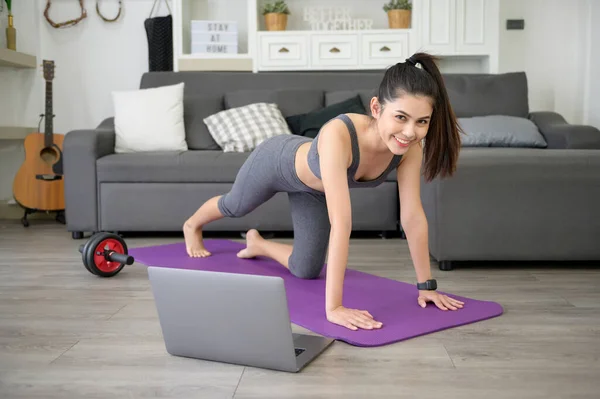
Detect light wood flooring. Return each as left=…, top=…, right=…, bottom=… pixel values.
left=1, top=220, right=599, bottom=399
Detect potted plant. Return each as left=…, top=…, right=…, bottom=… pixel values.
left=262, top=0, right=290, bottom=31
left=383, top=0, right=412, bottom=29
left=4, top=0, right=16, bottom=50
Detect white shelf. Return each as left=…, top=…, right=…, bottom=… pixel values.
left=180, top=53, right=253, bottom=59
left=177, top=56, right=254, bottom=71
left=0, top=48, right=37, bottom=69
left=0, top=126, right=36, bottom=140
left=175, top=0, right=257, bottom=71
left=257, top=29, right=413, bottom=35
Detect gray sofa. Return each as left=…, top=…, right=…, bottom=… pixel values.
left=63, top=70, right=600, bottom=270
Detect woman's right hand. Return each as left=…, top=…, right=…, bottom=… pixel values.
left=326, top=306, right=383, bottom=331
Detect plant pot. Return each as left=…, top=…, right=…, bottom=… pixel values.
left=387, top=10, right=411, bottom=29
left=6, top=14, right=16, bottom=51
left=264, top=13, right=287, bottom=31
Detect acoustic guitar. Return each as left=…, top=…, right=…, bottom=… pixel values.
left=12, top=60, right=65, bottom=225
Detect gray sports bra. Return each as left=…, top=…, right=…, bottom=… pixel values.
left=307, top=114, right=402, bottom=188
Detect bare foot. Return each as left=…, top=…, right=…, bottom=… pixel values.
left=237, top=229, right=263, bottom=258
left=183, top=221, right=211, bottom=257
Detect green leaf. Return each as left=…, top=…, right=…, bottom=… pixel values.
left=383, top=0, right=412, bottom=11
left=261, top=0, right=290, bottom=15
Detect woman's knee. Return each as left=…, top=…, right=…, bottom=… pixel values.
left=288, top=256, right=323, bottom=279
left=217, top=194, right=249, bottom=218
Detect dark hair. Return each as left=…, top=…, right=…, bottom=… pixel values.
left=376, top=52, right=461, bottom=181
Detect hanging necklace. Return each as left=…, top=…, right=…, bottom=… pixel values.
left=96, top=0, right=122, bottom=23
left=44, top=0, right=87, bottom=28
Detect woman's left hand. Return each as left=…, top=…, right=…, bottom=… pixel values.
left=418, top=290, right=464, bottom=310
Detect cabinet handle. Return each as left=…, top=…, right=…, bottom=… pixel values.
left=329, top=47, right=341, bottom=53
left=380, top=46, right=391, bottom=52
left=278, top=47, right=289, bottom=53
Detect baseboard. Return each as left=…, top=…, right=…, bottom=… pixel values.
left=0, top=200, right=57, bottom=220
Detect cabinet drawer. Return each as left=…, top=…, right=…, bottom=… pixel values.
left=311, top=34, right=358, bottom=67
left=259, top=35, right=308, bottom=68
left=361, top=33, right=409, bottom=67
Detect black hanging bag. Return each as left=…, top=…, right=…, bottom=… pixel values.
left=144, top=0, right=173, bottom=72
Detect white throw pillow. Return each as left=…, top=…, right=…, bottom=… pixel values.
left=112, top=82, right=188, bottom=153
left=203, top=102, right=292, bottom=152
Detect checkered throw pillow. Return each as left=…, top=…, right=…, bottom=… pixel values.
left=203, top=103, right=292, bottom=152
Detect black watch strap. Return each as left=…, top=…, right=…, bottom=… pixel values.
left=417, top=279, right=437, bottom=291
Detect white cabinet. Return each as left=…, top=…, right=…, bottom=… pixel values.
left=311, top=34, right=359, bottom=68
left=361, top=33, right=410, bottom=67
left=420, top=0, right=498, bottom=55
left=257, top=30, right=411, bottom=71
left=258, top=33, right=308, bottom=69
left=456, top=0, right=498, bottom=54
left=421, top=0, right=456, bottom=54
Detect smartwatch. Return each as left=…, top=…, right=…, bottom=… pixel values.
left=417, top=279, right=437, bottom=291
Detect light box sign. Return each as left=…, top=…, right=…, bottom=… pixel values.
left=191, top=20, right=238, bottom=54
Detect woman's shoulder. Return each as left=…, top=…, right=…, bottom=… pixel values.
left=315, top=116, right=354, bottom=159
left=318, top=113, right=370, bottom=147
left=344, top=113, right=371, bottom=132
left=316, top=115, right=347, bottom=139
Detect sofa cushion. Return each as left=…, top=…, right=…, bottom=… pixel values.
left=224, top=89, right=323, bottom=116
left=96, top=150, right=400, bottom=185
left=443, top=72, right=529, bottom=118
left=459, top=115, right=547, bottom=148
left=184, top=95, right=223, bottom=150
left=285, top=95, right=367, bottom=138
left=204, top=103, right=292, bottom=152
left=97, top=151, right=251, bottom=183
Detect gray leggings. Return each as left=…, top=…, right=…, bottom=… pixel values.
left=217, top=134, right=330, bottom=279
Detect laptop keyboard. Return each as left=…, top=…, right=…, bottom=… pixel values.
left=295, top=348, right=305, bottom=356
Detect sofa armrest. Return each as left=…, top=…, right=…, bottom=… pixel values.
left=63, top=119, right=116, bottom=233
left=421, top=148, right=600, bottom=262
left=96, top=116, right=116, bottom=131
left=529, top=111, right=600, bottom=149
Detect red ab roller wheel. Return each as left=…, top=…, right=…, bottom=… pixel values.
left=79, top=232, right=134, bottom=277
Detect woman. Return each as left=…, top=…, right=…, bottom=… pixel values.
left=183, top=52, right=465, bottom=331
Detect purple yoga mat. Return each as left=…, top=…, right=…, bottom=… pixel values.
left=129, top=239, right=503, bottom=347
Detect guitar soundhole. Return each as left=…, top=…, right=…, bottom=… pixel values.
left=40, top=147, right=58, bottom=165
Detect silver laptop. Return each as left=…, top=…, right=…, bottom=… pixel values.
left=147, top=266, right=334, bottom=373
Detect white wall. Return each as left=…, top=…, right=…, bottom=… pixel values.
left=38, top=0, right=172, bottom=133
left=498, top=0, right=591, bottom=125
left=0, top=0, right=43, bottom=129
left=584, top=1, right=600, bottom=129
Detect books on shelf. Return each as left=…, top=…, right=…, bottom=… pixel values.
left=191, top=20, right=238, bottom=55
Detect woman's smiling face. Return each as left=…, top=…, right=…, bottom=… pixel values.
left=370, top=93, right=434, bottom=155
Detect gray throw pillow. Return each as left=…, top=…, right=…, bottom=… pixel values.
left=184, top=96, right=224, bottom=150
left=458, top=115, right=547, bottom=148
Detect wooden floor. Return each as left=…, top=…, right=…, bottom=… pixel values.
left=1, top=221, right=599, bottom=399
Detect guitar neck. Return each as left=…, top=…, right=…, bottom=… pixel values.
left=44, top=80, right=53, bottom=147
